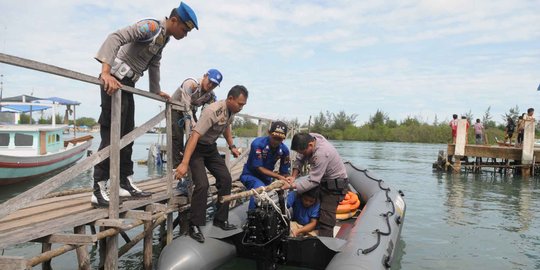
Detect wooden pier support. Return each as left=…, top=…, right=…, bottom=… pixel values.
left=143, top=205, right=153, bottom=270
left=74, top=225, right=90, bottom=270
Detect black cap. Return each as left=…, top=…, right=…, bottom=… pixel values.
left=291, top=133, right=313, bottom=151
left=269, top=121, right=288, bottom=139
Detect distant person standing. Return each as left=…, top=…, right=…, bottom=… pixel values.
left=524, top=107, right=535, bottom=121
left=450, top=114, right=458, bottom=144
left=504, top=117, right=515, bottom=145
left=473, top=119, right=484, bottom=145
left=91, top=2, right=199, bottom=208
left=516, top=114, right=525, bottom=147
left=519, top=108, right=535, bottom=147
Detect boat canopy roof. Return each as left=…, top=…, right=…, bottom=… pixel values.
left=0, top=95, right=80, bottom=112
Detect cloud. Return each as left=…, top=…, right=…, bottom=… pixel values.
left=0, top=0, right=539, bottom=128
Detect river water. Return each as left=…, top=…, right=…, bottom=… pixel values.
left=2, top=135, right=539, bottom=269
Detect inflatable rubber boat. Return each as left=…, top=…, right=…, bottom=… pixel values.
left=158, top=161, right=406, bottom=270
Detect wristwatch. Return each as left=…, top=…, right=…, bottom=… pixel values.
left=228, top=144, right=236, bottom=150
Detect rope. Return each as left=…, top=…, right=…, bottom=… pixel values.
left=177, top=114, right=192, bottom=128
left=252, top=188, right=290, bottom=225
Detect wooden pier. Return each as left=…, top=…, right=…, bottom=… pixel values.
left=0, top=53, right=300, bottom=269
left=433, top=118, right=538, bottom=176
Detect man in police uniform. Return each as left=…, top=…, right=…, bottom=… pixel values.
left=240, top=121, right=291, bottom=209
left=170, top=68, right=223, bottom=169
left=175, top=85, right=248, bottom=243
left=283, top=133, right=348, bottom=237
left=91, top=2, right=199, bottom=208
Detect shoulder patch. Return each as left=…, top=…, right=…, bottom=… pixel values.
left=215, top=107, right=223, bottom=117
left=136, top=19, right=160, bottom=41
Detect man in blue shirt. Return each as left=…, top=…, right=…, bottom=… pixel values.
left=241, top=121, right=291, bottom=209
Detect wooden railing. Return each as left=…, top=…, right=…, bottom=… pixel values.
left=0, top=52, right=190, bottom=268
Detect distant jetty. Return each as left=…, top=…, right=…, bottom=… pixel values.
left=433, top=118, right=538, bottom=176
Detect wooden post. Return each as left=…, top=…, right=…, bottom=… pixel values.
left=453, top=158, right=462, bottom=173
left=166, top=212, right=173, bottom=245
left=257, top=119, right=263, bottom=136
left=74, top=225, right=90, bottom=270
left=455, top=119, right=468, bottom=156
left=521, top=119, right=535, bottom=178
left=166, top=104, right=173, bottom=199
left=99, top=226, right=106, bottom=270
left=143, top=205, right=153, bottom=270
left=105, top=90, right=121, bottom=269
left=159, top=220, right=166, bottom=249
left=41, top=242, right=52, bottom=270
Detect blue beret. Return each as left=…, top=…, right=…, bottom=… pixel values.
left=207, top=69, right=223, bottom=86
left=177, top=2, right=198, bottom=30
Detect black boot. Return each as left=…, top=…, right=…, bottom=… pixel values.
left=189, top=224, right=205, bottom=243
left=213, top=220, right=237, bottom=231
left=119, top=175, right=152, bottom=198
left=91, top=181, right=109, bottom=208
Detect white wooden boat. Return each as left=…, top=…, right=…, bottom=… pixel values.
left=0, top=95, right=93, bottom=184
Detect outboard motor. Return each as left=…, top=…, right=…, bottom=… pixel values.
left=241, top=191, right=289, bottom=270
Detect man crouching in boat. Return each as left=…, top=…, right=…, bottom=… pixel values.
left=282, top=133, right=348, bottom=237
left=240, top=121, right=291, bottom=209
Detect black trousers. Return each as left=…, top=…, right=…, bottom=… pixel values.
left=318, top=187, right=343, bottom=237
left=189, top=143, right=232, bottom=226
left=93, top=77, right=135, bottom=183
left=171, top=110, right=185, bottom=168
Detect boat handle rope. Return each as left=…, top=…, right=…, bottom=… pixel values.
left=346, top=162, right=397, bottom=259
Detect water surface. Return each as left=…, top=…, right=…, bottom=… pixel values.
left=2, top=137, right=539, bottom=269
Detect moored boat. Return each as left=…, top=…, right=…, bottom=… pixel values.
left=0, top=95, right=93, bottom=184
left=158, top=161, right=406, bottom=270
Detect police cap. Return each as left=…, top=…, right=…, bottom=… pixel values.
left=177, top=2, right=199, bottom=30
left=207, top=69, right=223, bottom=86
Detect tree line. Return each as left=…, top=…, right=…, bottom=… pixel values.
left=233, top=106, right=537, bottom=144
left=17, top=105, right=533, bottom=144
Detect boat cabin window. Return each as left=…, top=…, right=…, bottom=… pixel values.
left=56, top=134, right=60, bottom=142
left=0, top=133, right=9, bottom=146
left=14, top=133, right=33, bottom=146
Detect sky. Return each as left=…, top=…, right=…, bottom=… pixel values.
left=0, top=0, right=539, bottom=127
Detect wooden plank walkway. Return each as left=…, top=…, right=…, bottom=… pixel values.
left=0, top=159, right=246, bottom=250
left=446, top=144, right=540, bottom=160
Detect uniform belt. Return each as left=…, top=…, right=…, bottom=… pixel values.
left=321, top=178, right=348, bottom=191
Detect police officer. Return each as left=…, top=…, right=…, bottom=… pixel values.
left=170, top=68, right=223, bottom=169
left=240, top=121, right=291, bottom=209
left=283, top=132, right=348, bottom=237
left=175, top=85, right=248, bottom=243
left=91, top=2, right=199, bottom=208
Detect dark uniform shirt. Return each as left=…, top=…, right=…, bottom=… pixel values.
left=241, top=136, right=291, bottom=183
